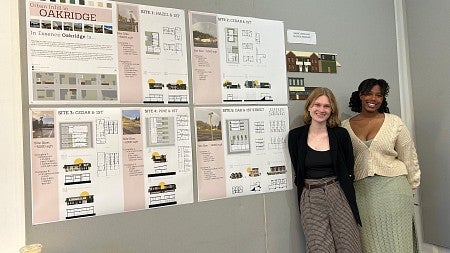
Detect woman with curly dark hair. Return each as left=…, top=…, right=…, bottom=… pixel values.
left=342, top=78, right=420, bottom=253
left=348, top=78, right=390, bottom=114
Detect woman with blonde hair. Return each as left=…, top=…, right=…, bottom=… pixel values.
left=288, top=87, right=362, bottom=252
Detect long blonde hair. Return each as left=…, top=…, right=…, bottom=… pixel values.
left=303, top=87, right=340, bottom=127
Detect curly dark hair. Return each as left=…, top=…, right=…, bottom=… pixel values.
left=349, top=78, right=390, bottom=113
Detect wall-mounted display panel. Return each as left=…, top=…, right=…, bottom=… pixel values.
left=189, top=11, right=287, bottom=105
left=194, top=106, right=292, bottom=201
left=30, top=107, right=193, bottom=224
left=26, top=0, right=189, bottom=104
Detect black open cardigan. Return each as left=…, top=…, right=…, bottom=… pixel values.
left=288, top=124, right=361, bottom=225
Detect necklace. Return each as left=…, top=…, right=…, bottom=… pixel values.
left=307, top=131, right=329, bottom=151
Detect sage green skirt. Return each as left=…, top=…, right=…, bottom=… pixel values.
left=354, top=175, right=418, bottom=253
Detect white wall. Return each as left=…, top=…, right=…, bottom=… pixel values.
left=404, top=0, right=450, bottom=252
left=392, top=2, right=450, bottom=252
left=0, top=0, right=26, bottom=251
left=396, top=0, right=449, bottom=252
left=3, top=0, right=449, bottom=252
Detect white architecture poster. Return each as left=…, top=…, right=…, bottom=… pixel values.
left=30, top=107, right=193, bottom=224
left=194, top=106, right=292, bottom=201
left=117, top=3, right=189, bottom=104
left=189, top=11, right=287, bottom=104
left=26, top=0, right=119, bottom=103
left=26, top=0, right=189, bottom=104
left=140, top=107, right=193, bottom=208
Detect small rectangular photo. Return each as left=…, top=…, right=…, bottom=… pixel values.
left=30, top=19, right=40, bottom=28
left=195, top=108, right=222, bottom=142
left=101, top=90, right=117, bottom=101
left=31, top=110, right=55, bottom=139
left=74, top=23, right=83, bottom=32
left=41, top=20, right=52, bottom=29
left=94, top=25, right=104, bottom=33
left=84, top=24, right=93, bottom=32
left=34, top=72, right=56, bottom=85
left=81, top=90, right=98, bottom=100
left=104, top=25, right=113, bottom=34
left=53, top=21, right=62, bottom=30
left=79, top=74, right=97, bottom=85
left=60, top=88, right=77, bottom=100
left=100, top=74, right=117, bottom=86
left=117, top=4, right=139, bottom=32
left=59, top=73, right=77, bottom=85
left=191, top=13, right=218, bottom=48
left=64, top=22, right=73, bottom=31
left=122, top=109, right=141, bottom=135
left=36, top=89, right=56, bottom=101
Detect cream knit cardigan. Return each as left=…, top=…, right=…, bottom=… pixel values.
left=342, top=113, right=420, bottom=189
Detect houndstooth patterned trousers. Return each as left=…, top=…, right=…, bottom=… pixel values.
left=300, top=178, right=362, bottom=253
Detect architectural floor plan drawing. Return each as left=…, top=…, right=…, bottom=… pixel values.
left=137, top=5, right=189, bottom=104
left=190, top=11, right=287, bottom=105
left=195, top=106, right=292, bottom=201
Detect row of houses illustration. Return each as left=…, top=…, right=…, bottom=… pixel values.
left=286, top=51, right=340, bottom=73
left=223, top=80, right=271, bottom=89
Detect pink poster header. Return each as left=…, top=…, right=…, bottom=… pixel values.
left=29, top=1, right=113, bottom=23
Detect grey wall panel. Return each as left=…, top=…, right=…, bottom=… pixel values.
left=265, top=191, right=305, bottom=253
left=22, top=0, right=402, bottom=252
left=280, top=0, right=401, bottom=119
left=405, top=0, right=450, bottom=249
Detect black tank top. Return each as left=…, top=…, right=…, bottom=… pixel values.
left=305, top=146, right=335, bottom=179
